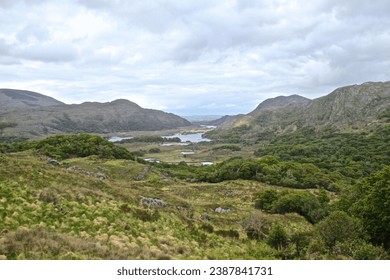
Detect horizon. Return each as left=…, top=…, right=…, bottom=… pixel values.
left=1, top=1, right=390, bottom=115
left=1, top=79, right=387, bottom=117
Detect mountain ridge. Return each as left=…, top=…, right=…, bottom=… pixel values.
left=0, top=89, right=65, bottom=111
left=0, top=89, right=191, bottom=138
left=208, top=81, right=390, bottom=141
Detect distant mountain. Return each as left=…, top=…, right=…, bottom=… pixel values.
left=0, top=89, right=65, bottom=111
left=250, top=94, right=310, bottom=113
left=206, top=95, right=309, bottom=128
left=210, top=81, right=390, bottom=141
left=206, top=115, right=243, bottom=127
left=0, top=90, right=191, bottom=138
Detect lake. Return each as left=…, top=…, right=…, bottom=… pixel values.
left=109, top=132, right=211, bottom=144
left=163, top=132, right=211, bottom=143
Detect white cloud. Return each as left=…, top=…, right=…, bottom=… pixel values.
left=0, top=0, right=390, bottom=115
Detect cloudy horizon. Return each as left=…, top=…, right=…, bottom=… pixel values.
left=1, top=0, right=390, bottom=115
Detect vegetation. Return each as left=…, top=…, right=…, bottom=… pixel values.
left=119, top=136, right=181, bottom=144
left=0, top=134, right=134, bottom=160
left=0, top=128, right=389, bottom=260
left=255, top=126, right=390, bottom=179
left=161, top=155, right=337, bottom=190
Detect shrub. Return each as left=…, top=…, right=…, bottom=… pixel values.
left=243, top=212, right=271, bottom=240
left=33, top=134, right=134, bottom=160
left=215, top=229, right=240, bottom=239
left=200, top=223, right=214, bottom=233
left=254, top=189, right=279, bottom=211
left=272, top=191, right=328, bottom=223
left=131, top=208, right=160, bottom=222
left=149, top=148, right=161, bottom=153
left=267, top=223, right=289, bottom=250
left=315, top=211, right=364, bottom=251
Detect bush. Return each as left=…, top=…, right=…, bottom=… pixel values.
left=267, top=223, right=289, bottom=250
left=243, top=212, right=271, bottom=240
left=272, top=191, right=328, bottom=223
left=131, top=208, right=160, bottom=222
left=315, top=211, right=364, bottom=251
left=254, top=189, right=279, bottom=211
left=33, top=134, right=135, bottom=160
left=215, top=229, right=240, bottom=239
left=200, top=223, right=214, bottom=233
left=149, top=148, right=161, bottom=153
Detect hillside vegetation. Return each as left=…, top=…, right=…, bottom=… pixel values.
left=0, top=133, right=389, bottom=260
left=0, top=89, right=191, bottom=138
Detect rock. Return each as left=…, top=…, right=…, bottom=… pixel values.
left=47, top=158, right=60, bottom=165
left=140, top=196, right=167, bottom=208
left=66, top=166, right=108, bottom=180
left=96, top=172, right=108, bottom=180
left=200, top=214, right=211, bottom=221
left=215, top=207, right=231, bottom=214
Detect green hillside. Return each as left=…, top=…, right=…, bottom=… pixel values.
left=0, top=133, right=388, bottom=260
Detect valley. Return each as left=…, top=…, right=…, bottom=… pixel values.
left=0, top=82, right=389, bottom=260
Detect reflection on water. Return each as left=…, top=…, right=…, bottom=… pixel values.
left=108, top=132, right=211, bottom=144
left=163, top=132, right=211, bottom=143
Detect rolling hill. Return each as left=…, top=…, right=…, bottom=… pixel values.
left=0, top=89, right=191, bottom=138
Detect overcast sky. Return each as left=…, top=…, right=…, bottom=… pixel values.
left=1, top=0, right=390, bottom=115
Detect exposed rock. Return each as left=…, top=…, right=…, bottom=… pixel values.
left=140, top=196, right=167, bottom=208
left=135, top=166, right=152, bottom=181
left=215, top=207, right=231, bottom=214
left=66, top=166, right=108, bottom=180
left=47, top=158, right=60, bottom=165
left=211, top=81, right=390, bottom=140
left=200, top=214, right=211, bottom=221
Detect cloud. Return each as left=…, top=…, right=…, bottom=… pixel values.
left=0, top=0, right=390, bottom=115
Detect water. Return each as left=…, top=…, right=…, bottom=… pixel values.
left=109, top=132, right=211, bottom=144
left=108, top=136, right=133, bottom=142
left=163, top=132, right=211, bottom=143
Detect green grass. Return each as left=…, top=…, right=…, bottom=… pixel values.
left=0, top=152, right=314, bottom=260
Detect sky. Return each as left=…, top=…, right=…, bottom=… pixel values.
left=1, top=0, right=390, bottom=116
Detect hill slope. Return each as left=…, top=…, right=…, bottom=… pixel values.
left=209, top=81, right=390, bottom=142
left=0, top=90, right=191, bottom=137
left=0, top=89, right=65, bottom=111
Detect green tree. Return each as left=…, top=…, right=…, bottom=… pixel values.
left=349, top=166, right=390, bottom=248
left=315, top=211, right=364, bottom=251
left=254, top=189, right=279, bottom=211
left=267, top=223, right=289, bottom=250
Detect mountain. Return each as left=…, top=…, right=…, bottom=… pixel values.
left=206, top=95, right=309, bottom=128
left=250, top=94, right=310, bottom=113
left=206, top=115, right=243, bottom=127
left=0, top=89, right=65, bottom=111
left=0, top=89, right=191, bottom=138
left=209, top=81, right=390, bottom=141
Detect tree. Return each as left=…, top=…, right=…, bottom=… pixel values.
left=254, top=189, right=279, bottom=211
left=267, top=223, right=289, bottom=250
left=315, top=211, right=364, bottom=251
left=349, top=166, right=390, bottom=248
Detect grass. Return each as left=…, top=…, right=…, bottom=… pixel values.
left=0, top=151, right=314, bottom=259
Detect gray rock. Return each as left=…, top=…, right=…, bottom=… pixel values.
left=47, top=158, right=60, bottom=165
left=215, top=207, right=231, bottom=214
left=140, top=196, right=167, bottom=208
left=200, top=214, right=211, bottom=221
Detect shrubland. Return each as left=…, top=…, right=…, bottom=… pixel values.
left=0, top=131, right=388, bottom=260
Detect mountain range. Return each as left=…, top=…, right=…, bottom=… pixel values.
left=1, top=81, right=390, bottom=139
left=208, top=81, right=390, bottom=141
left=0, top=89, right=191, bottom=138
